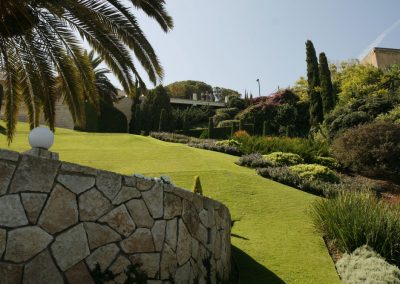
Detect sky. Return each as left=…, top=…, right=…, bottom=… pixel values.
left=117, top=0, right=400, bottom=96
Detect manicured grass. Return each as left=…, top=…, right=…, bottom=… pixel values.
left=1, top=123, right=340, bottom=283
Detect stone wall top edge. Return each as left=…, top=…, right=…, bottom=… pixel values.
left=1, top=148, right=230, bottom=212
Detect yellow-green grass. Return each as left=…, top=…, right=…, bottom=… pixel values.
left=1, top=122, right=340, bottom=283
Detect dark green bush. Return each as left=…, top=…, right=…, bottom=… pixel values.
left=236, top=136, right=329, bottom=162
left=98, top=102, right=128, bottom=133
left=74, top=102, right=99, bottom=132
left=311, top=192, right=400, bottom=266
left=332, top=121, right=400, bottom=183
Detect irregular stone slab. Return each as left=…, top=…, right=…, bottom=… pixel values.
left=85, top=243, right=120, bottom=271
left=96, top=170, right=122, bottom=200
left=109, top=255, right=131, bottom=284
left=130, top=253, right=160, bottom=279
left=164, top=193, right=182, bottom=219
left=196, top=224, right=208, bottom=246
left=0, top=229, right=6, bottom=258
left=192, top=194, right=204, bottom=213
left=126, top=199, right=154, bottom=228
left=10, top=155, right=60, bottom=193
left=165, top=219, right=178, bottom=252
left=0, top=149, right=19, bottom=161
left=177, top=219, right=191, bottom=266
left=5, top=226, right=52, bottom=263
left=160, top=244, right=177, bottom=280
left=123, top=176, right=136, bottom=187
left=57, top=174, right=95, bottom=194
left=152, top=220, right=166, bottom=252
left=136, top=177, right=154, bottom=191
left=168, top=187, right=193, bottom=202
left=61, top=162, right=97, bottom=176
left=192, top=239, right=199, bottom=261
left=23, top=250, right=63, bottom=284
left=0, top=194, right=28, bottom=227
left=182, top=199, right=200, bottom=235
left=84, top=222, right=121, bottom=250
left=38, top=184, right=78, bottom=234
left=142, top=184, right=163, bottom=219
left=199, top=209, right=215, bottom=228
left=112, top=186, right=141, bottom=205
left=0, top=262, right=23, bottom=284
left=21, top=193, right=47, bottom=224
left=99, top=205, right=136, bottom=237
left=175, top=261, right=191, bottom=283
left=65, top=261, right=95, bottom=284
left=0, top=161, right=15, bottom=195
left=79, top=188, right=112, bottom=221
left=51, top=224, right=90, bottom=271
left=120, top=228, right=155, bottom=253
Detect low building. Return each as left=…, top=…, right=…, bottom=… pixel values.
left=361, top=47, right=400, bottom=69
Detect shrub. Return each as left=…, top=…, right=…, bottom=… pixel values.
left=192, top=176, right=203, bottom=195
left=141, top=85, right=172, bottom=132
left=233, top=130, right=249, bottom=138
left=263, top=152, right=304, bottom=166
left=236, top=136, right=329, bottom=162
left=311, top=192, right=400, bottom=266
left=236, top=153, right=272, bottom=168
left=98, top=101, right=128, bottom=133
left=216, top=139, right=241, bottom=148
left=216, top=107, right=240, bottom=117
left=257, top=167, right=302, bottom=189
left=289, top=164, right=340, bottom=183
left=332, top=121, right=400, bottom=183
left=336, top=245, right=400, bottom=284
left=188, top=141, right=243, bottom=156
left=150, top=132, right=191, bottom=144
left=213, top=112, right=230, bottom=126
left=313, top=156, right=341, bottom=170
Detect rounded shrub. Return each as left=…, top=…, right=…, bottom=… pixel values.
left=289, top=164, right=340, bottom=183
left=218, top=120, right=239, bottom=128
left=233, top=130, right=250, bottom=138
left=313, top=156, right=341, bottom=170
left=263, top=152, right=304, bottom=166
left=216, top=139, right=241, bottom=148
left=336, top=245, right=400, bottom=284
left=332, top=121, right=400, bottom=183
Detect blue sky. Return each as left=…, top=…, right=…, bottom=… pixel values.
left=121, top=0, right=400, bottom=96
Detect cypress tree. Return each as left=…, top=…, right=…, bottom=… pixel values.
left=306, top=40, right=323, bottom=126
left=159, top=108, right=168, bottom=132
left=182, top=113, right=189, bottom=134
left=133, top=104, right=141, bottom=134
left=239, top=119, right=244, bottom=131
left=319, top=52, right=335, bottom=116
left=192, top=176, right=203, bottom=195
left=230, top=122, right=235, bottom=137
left=208, top=117, right=214, bottom=139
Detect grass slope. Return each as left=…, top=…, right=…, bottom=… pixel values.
left=1, top=123, right=340, bottom=283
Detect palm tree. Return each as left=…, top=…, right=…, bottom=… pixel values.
left=0, top=0, right=173, bottom=142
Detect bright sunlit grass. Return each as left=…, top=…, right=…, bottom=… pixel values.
left=1, top=122, right=340, bottom=283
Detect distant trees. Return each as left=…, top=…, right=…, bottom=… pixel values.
left=306, top=40, right=324, bottom=127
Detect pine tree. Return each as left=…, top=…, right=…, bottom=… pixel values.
left=306, top=40, right=324, bottom=126
left=319, top=52, right=335, bottom=116
left=208, top=117, right=214, bottom=139
left=159, top=108, right=168, bottom=132
left=192, top=176, right=203, bottom=195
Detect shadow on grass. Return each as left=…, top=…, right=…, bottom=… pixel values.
left=0, top=125, right=5, bottom=135
left=232, top=245, right=285, bottom=284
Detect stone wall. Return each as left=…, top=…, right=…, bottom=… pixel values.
left=0, top=149, right=231, bottom=283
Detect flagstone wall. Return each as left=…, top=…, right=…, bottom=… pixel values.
left=0, top=149, right=231, bottom=283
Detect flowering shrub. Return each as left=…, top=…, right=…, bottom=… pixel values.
left=289, top=164, right=340, bottom=183
left=263, top=152, right=304, bottom=166
left=236, top=153, right=272, bottom=168
left=233, top=130, right=250, bottom=138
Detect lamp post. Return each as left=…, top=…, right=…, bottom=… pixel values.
left=256, top=79, right=261, bottom=97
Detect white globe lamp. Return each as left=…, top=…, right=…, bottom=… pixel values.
left=28, top=127, right=54, bottom=150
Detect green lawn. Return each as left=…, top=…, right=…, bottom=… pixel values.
left=1, top=123, right=340, bottom=283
